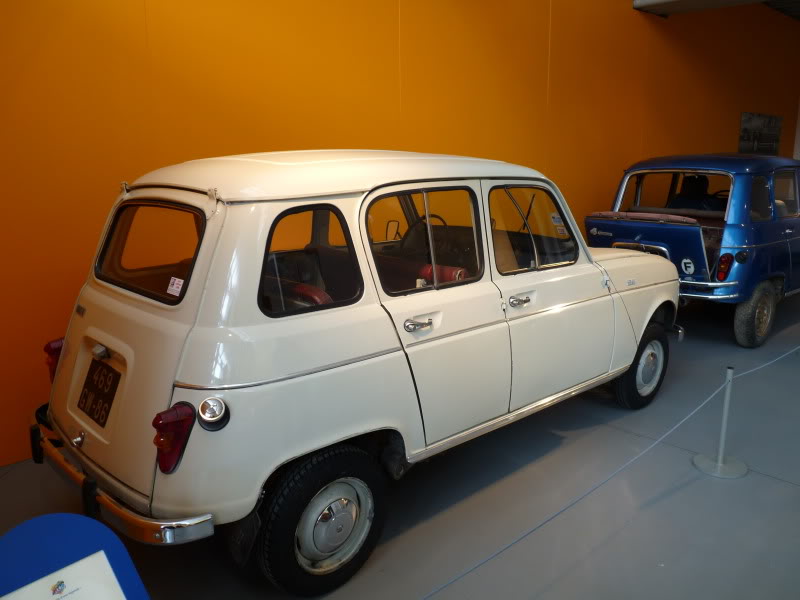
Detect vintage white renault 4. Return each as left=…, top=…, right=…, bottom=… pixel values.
left=32, top=150, right=680, bottom=596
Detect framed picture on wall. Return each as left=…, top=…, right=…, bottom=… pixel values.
left=738, top=112, right=782, bottom=155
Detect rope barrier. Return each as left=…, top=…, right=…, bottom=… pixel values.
left=423, top=342, right=800, bottom=598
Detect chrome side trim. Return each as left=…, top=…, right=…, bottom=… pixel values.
left=175, top=347, right=402, bottom=391
left=680, top=280, right=739, bottom=288
left=405, top=319, right=508, bottom=348
left=680, top=292, right=740, bottom=300
left=407, top=366, right=628, bottom=463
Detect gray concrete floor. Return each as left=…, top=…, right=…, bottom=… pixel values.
left=3, top=296, right=800, bottom=598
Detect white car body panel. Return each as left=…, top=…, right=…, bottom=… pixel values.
left=44, top=150, right=679, bottom=528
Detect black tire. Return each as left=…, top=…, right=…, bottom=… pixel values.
left=614, top=322, right=669, bottom=410
left=256, top=445, right=386, bottom=597
left=733, top=281, right=777, bottom=348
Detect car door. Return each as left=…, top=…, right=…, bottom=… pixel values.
left=483, top=181, right=615, bottom=412
left=361, top=181, right=511, bottom=445
left=773, top=169, right=800, bottom=290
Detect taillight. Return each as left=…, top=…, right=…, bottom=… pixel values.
left=152, top=403, right=196, bottom=474
left=716, top=253, right=734, bottom=281
left=43, top=338, right=64, bottom=383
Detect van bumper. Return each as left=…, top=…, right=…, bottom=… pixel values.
left=30, top=406, right=214, bottom=545
left=679, top=279, right=740, bottom=301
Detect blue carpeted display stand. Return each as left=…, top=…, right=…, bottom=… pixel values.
left=0, top=513, right=148, bottom=599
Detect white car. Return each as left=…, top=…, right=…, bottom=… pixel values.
left=32, top=150, right=680, bottom=596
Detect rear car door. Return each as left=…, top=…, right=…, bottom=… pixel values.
left=361, top=181, right=511, bottom=444
left=484, top=182, right=615, bottom=412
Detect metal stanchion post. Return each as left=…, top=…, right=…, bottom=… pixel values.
left=693, top=366, right=748, bottom=479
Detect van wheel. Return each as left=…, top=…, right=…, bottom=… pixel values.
left=733, top=281, right=776, bottom=348
left=614, top=323, right=669, bottom=410
left=256, top=445, right=386, bottom=597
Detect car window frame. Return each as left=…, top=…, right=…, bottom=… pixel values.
left=257, top=202, right=364, bottom=319
left=488, top=184, right=579, bottom=275
left=773, top=169, right=799, bottom=218
left=94, top=199, right=206, bottom=306
left=365, top=185, right=485, bottom=297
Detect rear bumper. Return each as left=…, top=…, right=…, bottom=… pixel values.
left=30, top=406, right=214, bottom=545
left=679, top=279, right=740, bottom=301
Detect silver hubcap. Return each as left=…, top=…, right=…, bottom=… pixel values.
left=295, top=478, right=374, bottom=575
left=635, top=340, right=664, bottom=396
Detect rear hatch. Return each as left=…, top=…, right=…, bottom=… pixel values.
left=49, top=189, right=220, bottom=500
left=585, top=211, right=713, bottom=281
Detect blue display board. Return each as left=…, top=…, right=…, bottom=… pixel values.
left=0, top=513, right=148, bottom=599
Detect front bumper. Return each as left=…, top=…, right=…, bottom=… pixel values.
left=30, top=406, right=214, bottom=545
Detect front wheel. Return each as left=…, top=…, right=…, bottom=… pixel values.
left=733, top=281, right=777, bottom=348
left=614, top=323, right=669, bottom=410
left=256, top=445, right=386, bottom=597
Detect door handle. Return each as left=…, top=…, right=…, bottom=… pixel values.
left=508, top=295, right=531, bottom=308
left=785, top=228, right=794, bottom=235
left=404, top=318, right=433, bottom=332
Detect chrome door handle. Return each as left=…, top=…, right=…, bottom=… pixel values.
left=404, top=318, right=433, bottom=332
left=508, top=295, right=531, bottom=308
left=785, top=228, right=794, bottom=234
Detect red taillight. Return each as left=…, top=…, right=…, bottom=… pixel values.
left=152, top=403, right=196, bottom=474
left=43, top=338, right=64, bottom=383
left=716, top=253, right=734, bottom=281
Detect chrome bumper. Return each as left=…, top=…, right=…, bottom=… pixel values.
left=679, top=279, right=740, bottom=301
left=31, top=418, right=214, bottom=545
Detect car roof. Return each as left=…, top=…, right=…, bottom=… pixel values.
left=133, top=150, right=545, bottom=202
left=626, top=154, right=800, bottom=175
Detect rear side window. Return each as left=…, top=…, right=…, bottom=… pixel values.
left=259, top=205, right=362, bottom=317
left=97, top=202, right=204, bottom=304
left=750, top=176, right=772, bottom=221
left=774, top=171, right=798, bottom=217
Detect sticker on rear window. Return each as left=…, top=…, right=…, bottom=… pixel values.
left=551, top=213, right=563, bottom=225
left=167, top=277, right=184, bottom=296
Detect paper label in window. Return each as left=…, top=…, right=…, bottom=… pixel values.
left=556, top=226, right=567, bottom=236
left=167, top=277, right=184, bottom=296
left=4, top=550, right=126, bottom=599
left=550, top=213, right=563, bottom=225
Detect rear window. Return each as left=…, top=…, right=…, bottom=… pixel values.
left=619, top=171, right=732, bottom=213
left=96, top=202, right=205, bottom=304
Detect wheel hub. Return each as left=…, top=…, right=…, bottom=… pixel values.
left=313, top=498, right=358, bottom=554
left=635, top=340, right=664, bottom=396
left=641, top=351, right=658, bottom=384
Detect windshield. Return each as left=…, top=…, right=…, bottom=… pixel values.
left=618, top=171, right=732, bottom=213
left=96, top=202, right=205, bottom=304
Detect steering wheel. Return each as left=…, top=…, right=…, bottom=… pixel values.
left=398, top=213, right=449, bottom=255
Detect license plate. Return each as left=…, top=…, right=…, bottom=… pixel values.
left=77, top=359, right=121, bottom=428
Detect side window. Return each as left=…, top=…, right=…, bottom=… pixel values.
left=367, top=188, right=481, bottom=294
left=774, top=171, right=798, bottom=217
left=258, top=205, right=362, bottom=317
left=488, top=188, right=536, bottom=274
left=489, top=186, right=577, bottom=271
left=750, top=176, right=772, bottom=222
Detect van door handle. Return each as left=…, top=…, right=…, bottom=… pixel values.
left=404, top=318, right=433, bottom=332
left=508, top=295, right=531, bottom=308
left=785, top=228, right=794, bottom=235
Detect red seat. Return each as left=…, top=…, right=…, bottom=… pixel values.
left=291, top=282, right=333, bottom=305
left=418, top=264, right=468, bottom=284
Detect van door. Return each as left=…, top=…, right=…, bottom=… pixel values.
left=361, top=181, right=511, bottom=444
left=483, top=182, right=614, bottom=412
left=774, top=169, right=800, bottom=290
left=48, top=188, right=221, bottom=501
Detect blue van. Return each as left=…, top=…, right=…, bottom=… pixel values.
left=586, top=154, right=800, bottom=347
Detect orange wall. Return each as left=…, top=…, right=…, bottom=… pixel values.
left=2, top=0, right=799, bottom=465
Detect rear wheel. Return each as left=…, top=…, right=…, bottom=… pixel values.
left=256, top=445, right=386, bottom=597
left=733, top=281, right=777, bottom=348
left=614, top=323, right=669, bottom=410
